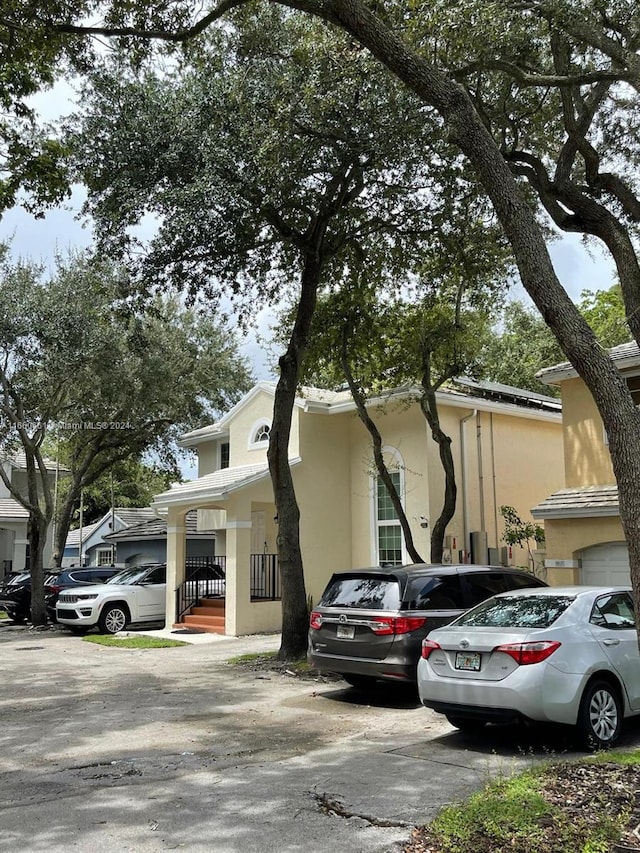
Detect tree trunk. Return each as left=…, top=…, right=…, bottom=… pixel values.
left=340, top=328, right=424, bottom=564
left=419, top=388, right=457, bottom=565
left=52, top=481, right=82, bottom=567
left=268, top=252, right=321, bottom=660
left=28, top=512, right=48, bottom=625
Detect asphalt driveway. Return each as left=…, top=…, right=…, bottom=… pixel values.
left=0, top=621, right=630, bottom=853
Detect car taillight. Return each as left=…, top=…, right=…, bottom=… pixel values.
left=309, top=611, right=322, bottom=630
left=494, top=640, right=561, bottom=665
left=421, top=639, right=441, bottom=659
left=46, top=585, right=61, bottom=594
left=370, top=616, right=427, bottom=635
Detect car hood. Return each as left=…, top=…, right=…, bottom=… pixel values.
left=57, top=582, right=139, bottom=596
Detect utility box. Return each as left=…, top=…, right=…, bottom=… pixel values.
left=470, top=531, right=488, bottom=564
left=488, top=547, right=500, bottom=566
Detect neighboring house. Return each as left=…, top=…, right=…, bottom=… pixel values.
left=153, top=379, right=565, bottom=636
left=62, top=507, right=161, bottom=567
left=102, top=509, right=216, bottom=567
left=532, top=341, right=638, bottom=587
left=0, top=452, right=62, bottom=576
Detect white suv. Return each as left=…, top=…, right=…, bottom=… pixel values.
left=56, top=564, right=166, bottom=635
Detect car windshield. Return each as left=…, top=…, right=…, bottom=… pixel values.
left=454, top=594, right=575, bottom=628
left=319, top=576, right=401, bottom=610
left=6, top=573, right=30, bottom=585
left=106, top=567, right=155, bottom=586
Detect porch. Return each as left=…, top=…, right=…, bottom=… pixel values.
left=174, top=554, right=281, bottom=634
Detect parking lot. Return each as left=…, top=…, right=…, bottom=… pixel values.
left=1, top=621, right=633, bottom=853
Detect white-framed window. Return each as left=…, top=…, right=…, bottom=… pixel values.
left=371, top=447, right=406, bottom=567
left=248, top=419, right=271, bottom=449
left=96, top=547, right=114, bottom=566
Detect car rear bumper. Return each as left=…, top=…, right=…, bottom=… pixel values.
left=417, top=660, right=583, bottom=725
left=307, top=647, right=417, bottom=682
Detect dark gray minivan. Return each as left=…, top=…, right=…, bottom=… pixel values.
left=308, top=564, right=548, bottom=688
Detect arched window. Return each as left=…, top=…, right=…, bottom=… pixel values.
left=371, top=447, right=406, bottom=567
left=248, top=419, right=271, bottom=449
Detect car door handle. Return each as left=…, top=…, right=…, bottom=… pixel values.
left=602, top=638, right=620, bottom=646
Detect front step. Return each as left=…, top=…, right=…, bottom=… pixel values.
left=174, top=598, right=226, bottom=635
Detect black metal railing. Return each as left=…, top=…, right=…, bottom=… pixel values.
left=176, top=558, right=226, bottom=622
left=250, top=553, right=280, bottom=601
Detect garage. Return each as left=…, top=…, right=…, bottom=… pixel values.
left=579, top=542, right=630, bottom=586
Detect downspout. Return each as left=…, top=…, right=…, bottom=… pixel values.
left=459, top=409, right=477, bottom=559
left=490, top=413, right=499, bottom=553
left=476, top=412, right=485, bottom=534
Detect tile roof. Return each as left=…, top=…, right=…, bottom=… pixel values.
left=1, top=451, right=63, bottom=471
left=114, top=507, right=161, bottom=527
left=153, top=460, right=299, bottom=507
left=532, top=485, right=620, bottom=519
left=537, top=341, right=639, bottom=384
left=65, top=520, right=101, bottom=545
left=104, top=510, right=213, bottom=541
left=0, top=498, right=30, bottom=520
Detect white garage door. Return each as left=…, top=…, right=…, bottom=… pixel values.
left=580, top=542, right=630, bottom=586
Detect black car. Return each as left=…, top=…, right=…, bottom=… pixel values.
left=0, top=571, right=61, bottom=623
left=45, top=566, right=122, bottom=621
left=307, top=563, right=548, bottom=689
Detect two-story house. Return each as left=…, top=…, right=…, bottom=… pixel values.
left=532, top=341, right=638, bottom=587
left=154, top=379, right=565, bottom=636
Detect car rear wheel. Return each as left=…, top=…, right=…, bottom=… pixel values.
left=445, top=715, right=487, bottom=733
left=98, top=604, right=129, bottom=635
left=577, top=680, right=622, bottom=749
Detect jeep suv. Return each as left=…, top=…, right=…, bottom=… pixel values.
left=56, top=563, right=166, bottom=634
left=308, top=564, right=548, bottom=688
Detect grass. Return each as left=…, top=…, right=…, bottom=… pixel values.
left=82, top=635, right=189, bottom=649
left=227, top=651, right=278, bottom=664
left=420, top=752, right=637, bottom=853
left=227, top=650, right=313, bottom=675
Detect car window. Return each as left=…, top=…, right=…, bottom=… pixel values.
left=319, top=576, right=401, bottom=610
left=405, top=576, right=463, bottom=610
left=455, top=594, right=575, bottom=628
left=590, top=592, right=635, bottom=629
left=144, top=566, right=166, bottom=585
left=504, top=572, right=547, bottom=590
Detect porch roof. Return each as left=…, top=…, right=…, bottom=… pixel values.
left=531, top=485, right=620, bottom=519
left=153, top=459, right=300, bottom=508
left=0, top=498, right=29, bottom=521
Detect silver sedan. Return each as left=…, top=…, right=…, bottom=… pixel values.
left=417, top=586, right=640, bottom=748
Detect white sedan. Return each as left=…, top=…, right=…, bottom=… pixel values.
left=417, top=586, right=640, bottom=748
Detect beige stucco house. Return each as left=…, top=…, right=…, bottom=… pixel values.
left=154, top=379, right=564, bottom=635
left=532, top=341, right=638, bottom=587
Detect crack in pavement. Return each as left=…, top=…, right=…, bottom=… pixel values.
left=311, top=790, right=413, bottom=828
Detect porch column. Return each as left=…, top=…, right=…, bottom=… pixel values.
left=13, top=528, right=28, bottom=572
left=165, top=506, right=187, bottom=629
left=225, top=495, right=252, bottom=636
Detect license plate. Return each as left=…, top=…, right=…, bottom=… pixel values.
left=337, top=624, right=355, bottom=639
left=455, top=651, right=481, bottom=671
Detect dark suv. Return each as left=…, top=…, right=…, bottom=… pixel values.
left=308, top=564, right=548, bottom=689
left=0, top=571, right=61, bottom=623
left=46, top=566, right=122, bottom=621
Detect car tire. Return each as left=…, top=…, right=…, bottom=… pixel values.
left=577, top=680, right=622, bottom=749
left=98, top=604, right=129, bottom=635
left=342, top=674, right=378, bottom=691
left=445, top=715, right=487, bottom=733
